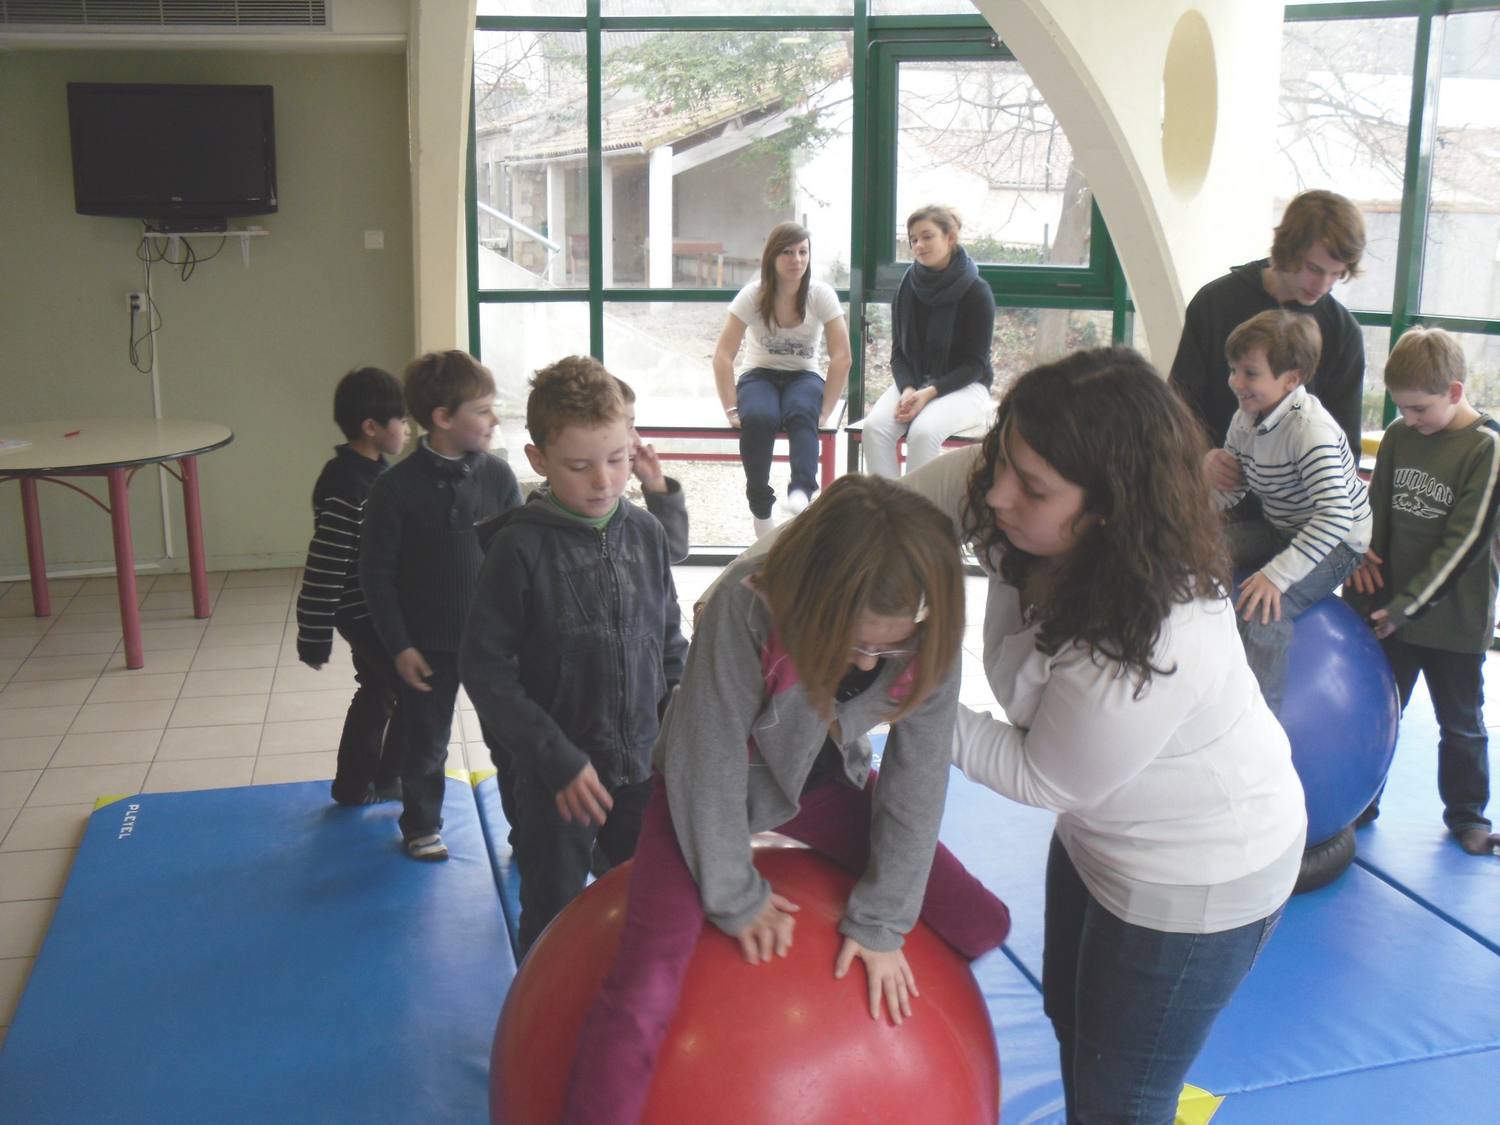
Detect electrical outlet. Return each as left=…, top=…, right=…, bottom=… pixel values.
left=127, top=291, right=145, bottom=314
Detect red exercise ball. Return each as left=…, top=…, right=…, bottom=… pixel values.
left=491, top=846, right=1000, bottom=1124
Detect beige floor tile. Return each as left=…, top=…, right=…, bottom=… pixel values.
left=139, top=590, right=197, bottom=612
left=0, top=598, right=45, bottom=619
left=207, top=602, right=290, bottom=626
left=151, top=572, right=223, bottom=593
left=0, top=678, right=97, bottom=710
left=168, top=694, right=269, bottom=728
left=458, top=709, right=488, bottom=743
left=265, top=689, right=354, bottom=724
left=0, top=901, right=55, bottom=959
left=156, top=724, right=263, bottom=760
left=0, top=737, right=60, bottom=772
left=180, top=666, right=275, bottom=698
left=214, top=586, right=293, bottom=608
left=142, top=757, right=255, bottom=794
left=272, top=663, right=356, bottom=694
left=252, top=750, right=337, bottom=785
left=0, top=848, right=74, bottom=901
left=224, top=568, right=297, bottom=589
left=200, top=623, right=284, bottom=648
left=26, top=762, right=147, bottom=807
left=0, top=804, right=91, bottom=851
left=0, top=957, right=35, bottom=1024
left=0, top=658, right=19, bottom=682
left=189, top=644, right=280, bottom=671
left=51, top=729, right=163, bottom=768
left=0, top=771, right=41, bottom=809
left=0, top=808, right=16, bottom=840
left=2, top=706, right=79, bottom=738
left=64, top=594, right=142, bottom=615
left=138, top=606, right=203, bottom=627
left=69, top=699, right=173, bottom=734
left=0, top=637, right=38, bottom=660
left=86, top=672, right=185, bottom=704
left=80, top=575, right=153, bottom=595
left=29, top=632, right=117, bottom=657
left=0, top=618, right=53, bottom=639
left=11, top=652, right=112, bottom=682
left=134, top=624, right=207, bottom=651
left=101, top=649, right=194, bottom=675
left=258, top=717, right=342, bottom=755
left=47, top=612, right=127, bottom=635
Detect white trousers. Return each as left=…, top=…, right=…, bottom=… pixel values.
left=861, top=381, right=993, bottom=477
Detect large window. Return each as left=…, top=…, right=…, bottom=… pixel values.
left=1282, top=4, right=1500, bottom=431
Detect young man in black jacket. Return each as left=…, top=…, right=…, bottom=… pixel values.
left=461, top=356, right=687, bottom=955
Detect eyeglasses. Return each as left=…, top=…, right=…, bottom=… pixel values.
left=849, top=645, right=918, bottom=660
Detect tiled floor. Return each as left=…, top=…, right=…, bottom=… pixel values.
left=0, top=563, right=994, bottom=1049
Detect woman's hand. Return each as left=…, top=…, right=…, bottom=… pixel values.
left=834, top=937, right=919, bottom=1025
left=1235, top=571, right=1283, bottom=625
left=735, top=892, right=799, bottom=965
left=894, top=386, right=937, bottom=423
left=1202, top=448, right=1244, bottom=492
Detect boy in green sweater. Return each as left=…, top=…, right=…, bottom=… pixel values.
left=1349, top=327, right=1500, bottom=856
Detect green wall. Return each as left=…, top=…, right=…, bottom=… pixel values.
left=0, top=49, right=414, bottom=577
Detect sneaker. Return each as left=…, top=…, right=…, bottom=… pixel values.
left=1457, top=826, right=1499, bottom=856
left=406, top=833, right=449, bottom=862
left=752, top=514, right=776, bottom=540
left=782, top=489, right=812, bottom=516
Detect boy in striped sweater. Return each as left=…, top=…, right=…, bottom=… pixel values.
left=295, top=367, right=410, bottom=806
left=1348, top=328, right=1500, bottom=856
left=1205, top=309, right=1372, bottom=715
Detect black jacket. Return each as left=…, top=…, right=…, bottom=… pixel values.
left=1169, top=259, right=1365, bottom=452
left=461, top=494, right=688, bottom=793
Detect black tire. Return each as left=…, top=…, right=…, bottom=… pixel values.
left=1293, top=825, right=1356, bottom=895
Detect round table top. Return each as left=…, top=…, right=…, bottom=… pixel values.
left=0, top=419, right=234, bottom=474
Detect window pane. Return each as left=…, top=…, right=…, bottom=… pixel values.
left=601, top=30, right=854, bottom=290
left=873, top=0, right=976, bottom=13
left=477, top=301, right=592, bottom=458
left=477, top=0, right=583, bottom=15
left=861, top=302, right=1109, bottom=407
left=605, top=0, right=850, bottom=12
left=1446, top=331, right=1500, bottom=416
left=1359, top=325, right=1392, bottom=438
left=474, top=31, right=590, bottom=290
left=1419, top=10, right=1500, bottom=320
left=896, top=59, right=1092, bottom=268
left=1275, top=18, right=1416, bottom=312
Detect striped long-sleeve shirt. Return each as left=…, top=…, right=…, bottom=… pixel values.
left=1220, top=386, right=1372, bottom=591
left=294, top=445, right=387, bottom=666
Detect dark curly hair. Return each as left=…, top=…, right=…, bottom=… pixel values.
left=961, top=347, right=1230, bottom=691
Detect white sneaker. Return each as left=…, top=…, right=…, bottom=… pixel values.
left=781, top=489, right=812, bottom=517
left=752, top=515, right=776, bottom=540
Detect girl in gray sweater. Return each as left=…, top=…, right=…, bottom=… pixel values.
left=563, top=474, right=1010, bottom=1124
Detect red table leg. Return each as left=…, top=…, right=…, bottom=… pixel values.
left=178, top=456, right=211, bottom=618
left=106, top=468, right=144, bottom=670
left=19, top=477, right=50, bottom=617
left=818, top=433, right=836, bottom=490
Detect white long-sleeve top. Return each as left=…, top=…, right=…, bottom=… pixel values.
left=1219, top=385, right=1372, bottom=591
left=905, top=445, right=1308, bottom=931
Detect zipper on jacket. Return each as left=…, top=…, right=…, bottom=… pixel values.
left=599, top=526, right=627, bottom=784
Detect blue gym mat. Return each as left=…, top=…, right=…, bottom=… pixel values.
left=0, top=777, right=511, bottom=1125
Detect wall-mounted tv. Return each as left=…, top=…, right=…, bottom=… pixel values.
left=67, top=82, right=278, bottom=230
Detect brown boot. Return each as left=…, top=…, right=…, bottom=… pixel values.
left=1457, top=826, right=1500, bottom=855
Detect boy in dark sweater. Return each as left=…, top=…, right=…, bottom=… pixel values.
left=461, top=356, right=688, bottom=953
left=1348, top=327, right=1500, bottom=857
left=1171, top=190, right=1368, bottom=459
left=361, top=351, right=522, bottom=861
left=294, top=367, right=410, bottom=806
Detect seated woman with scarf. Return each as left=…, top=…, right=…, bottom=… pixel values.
left=863, top=205, right=997, bottom=477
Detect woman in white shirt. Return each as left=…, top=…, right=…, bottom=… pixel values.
left=905, top=347, right=1307, bottom=1124
left=714, top=222, right=851, bottom=539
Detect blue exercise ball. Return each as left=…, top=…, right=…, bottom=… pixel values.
left=1279, top=596, right=1399, bottom=845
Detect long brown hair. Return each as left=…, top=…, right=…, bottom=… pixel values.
left=756, top=221, right=812, bottom=331
left=961, top=347, right=1230, bottom=690
left=1270, top=189, right=1366, bottom=278
left=758, top=475, right=963, bottom=720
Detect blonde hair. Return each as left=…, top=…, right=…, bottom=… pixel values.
left=1385, top=326, right=1467, bottom=395
left=1226, top=310, right=1322, bottom=380
left=756, top=475, right=963, bottom=721
left=526, top=355, right=625, bottom=449
left=1271, top=190, right=1366, bottom=279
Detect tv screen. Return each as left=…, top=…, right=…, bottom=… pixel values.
left=67, top=82, right=278, bottom=228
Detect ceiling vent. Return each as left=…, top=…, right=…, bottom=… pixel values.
left=0, top=1, right=328, bottom=28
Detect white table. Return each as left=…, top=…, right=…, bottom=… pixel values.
left=1, top=419, right=234, bottom=669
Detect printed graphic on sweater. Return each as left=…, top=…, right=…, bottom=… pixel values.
left=1391, top=467, right=1453, bottom=520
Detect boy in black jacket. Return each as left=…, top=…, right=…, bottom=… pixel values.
left=361, top=351, right=522, bottom=861
left=462, top=356, right=687, bottom=954
left=294, top=366, right=409, bottom=806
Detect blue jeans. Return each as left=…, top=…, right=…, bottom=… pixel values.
left=736, top=367, right=824, bottom=518
left=1377, top=638, right=1491, bottom=833
left=1228, top=518, right=1361, bottom=715
left=1042, top=836, right=1284, bottom=1124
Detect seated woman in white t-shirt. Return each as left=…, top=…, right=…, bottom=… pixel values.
left=713, top=222, right=852, bottom=539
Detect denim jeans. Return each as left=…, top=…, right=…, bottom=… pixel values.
left=1377, top=637, right=1492, bottom=833
left=736, top=367, right=824, bottom=518
left=331, top=617, right=404, bottom=803
left=1042, top=837, right=1285, bottom=1124
left=1228, top=518, right=1361, bottom=715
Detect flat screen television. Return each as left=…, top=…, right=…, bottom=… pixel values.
left=67, top=82, right=278, bottom=230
